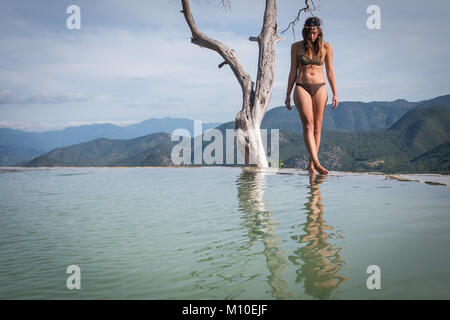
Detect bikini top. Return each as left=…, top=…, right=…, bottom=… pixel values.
left=298, top=53, right=323, bottom=66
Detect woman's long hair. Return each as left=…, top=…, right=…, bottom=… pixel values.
left=302, top=17, right=324, bottom=61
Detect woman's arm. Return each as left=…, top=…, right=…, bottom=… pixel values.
left=285, top=43, right=298, bottom=110
left=325, top=42, right=339, bottom=109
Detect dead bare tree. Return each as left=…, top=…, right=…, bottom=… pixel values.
left=180, top=0, right=315, bottom=168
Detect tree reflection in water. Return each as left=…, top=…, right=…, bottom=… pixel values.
left=236, top=168, right=292, bottom=299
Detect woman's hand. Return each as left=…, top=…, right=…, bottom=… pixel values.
left=285, top=94, right=292, bottom=110
left=331, top=95, right=339, bottom=110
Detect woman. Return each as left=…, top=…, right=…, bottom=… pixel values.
left=285, top=17, right=338, bottom=175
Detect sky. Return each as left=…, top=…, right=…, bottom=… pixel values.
left=0, top=0, right=449, bottom=132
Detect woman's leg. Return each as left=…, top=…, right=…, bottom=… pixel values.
left=308, top=85, right=329, bottom=174
left=294, top=85, right=326, bottom=174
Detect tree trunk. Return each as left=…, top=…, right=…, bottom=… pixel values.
left=181, top=0, right=282, bottom=168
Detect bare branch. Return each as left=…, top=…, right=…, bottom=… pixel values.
left=180, top=0, right=252, bottom=90
left=180, top=0, right=254, bottom=117
left=218, top=61, right=228, bottom=68
left=216, top=0, right=231, bottom=11
left=280, top=0, right=320, bottom=38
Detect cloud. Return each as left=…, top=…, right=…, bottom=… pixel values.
left=0, top=119, right=142, bottom=133
left=0, top=90, right=91, bottom=105
left=125, top=97, right=183, bottom=109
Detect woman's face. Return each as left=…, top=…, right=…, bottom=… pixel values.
left=307, top=28, right=319, bottom=42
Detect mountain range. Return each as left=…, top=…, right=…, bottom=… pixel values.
left=4, top=94, right=450, bottom=174
left=0, top=117, right=222, bottom=166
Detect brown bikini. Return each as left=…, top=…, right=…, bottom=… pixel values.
left=296, top=53, right=326, bottom=97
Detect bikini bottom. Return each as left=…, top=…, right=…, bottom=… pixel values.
left=296, top=82, right=326, bottom=97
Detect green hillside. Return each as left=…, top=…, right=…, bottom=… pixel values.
left=110, top=142, right=176, bottom=167
left=409, top=141, right=450, bottom=174
left=17, top=133, right=175, bottom=167
left=387, top=105, right=450, bottom=157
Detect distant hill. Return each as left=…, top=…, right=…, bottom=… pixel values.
left=387, top=105, right=450, bottom=157
left=14, top=133, right=177, bottom=167
left=111, top=142, right=176, bottom=167
left=413, top=93, right=450, bottom=108
left=409, top=141, right=450, bottom=174
left=0, top=117, right=222, bottom=165
left=0, top=117, right=222, bottom=151
left=0, top=145, right=43, bottom=166
left=16, top=101, right=450, bottom=174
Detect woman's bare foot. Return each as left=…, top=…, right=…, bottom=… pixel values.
left=308, top=165, right=319, bottom=175
left=308, top=162, right=319, bottom=174
left=308, top=157, right=318, bottom=174
left=313, top=159, right=329, bottom=175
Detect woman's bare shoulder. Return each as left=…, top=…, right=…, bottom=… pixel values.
left=291, top=40, right=304, bottom=48
left=291, top=41, right=304, bottom=56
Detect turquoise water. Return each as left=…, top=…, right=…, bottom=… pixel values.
left=0, top=167, right=449, bottom=300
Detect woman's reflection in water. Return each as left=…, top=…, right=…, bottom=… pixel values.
left=236, top=168, right=293, bottom=299
left=290, top=174, right=350, bottom=299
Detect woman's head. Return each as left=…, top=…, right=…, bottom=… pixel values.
left=302, top=17, right=324, bottom=58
